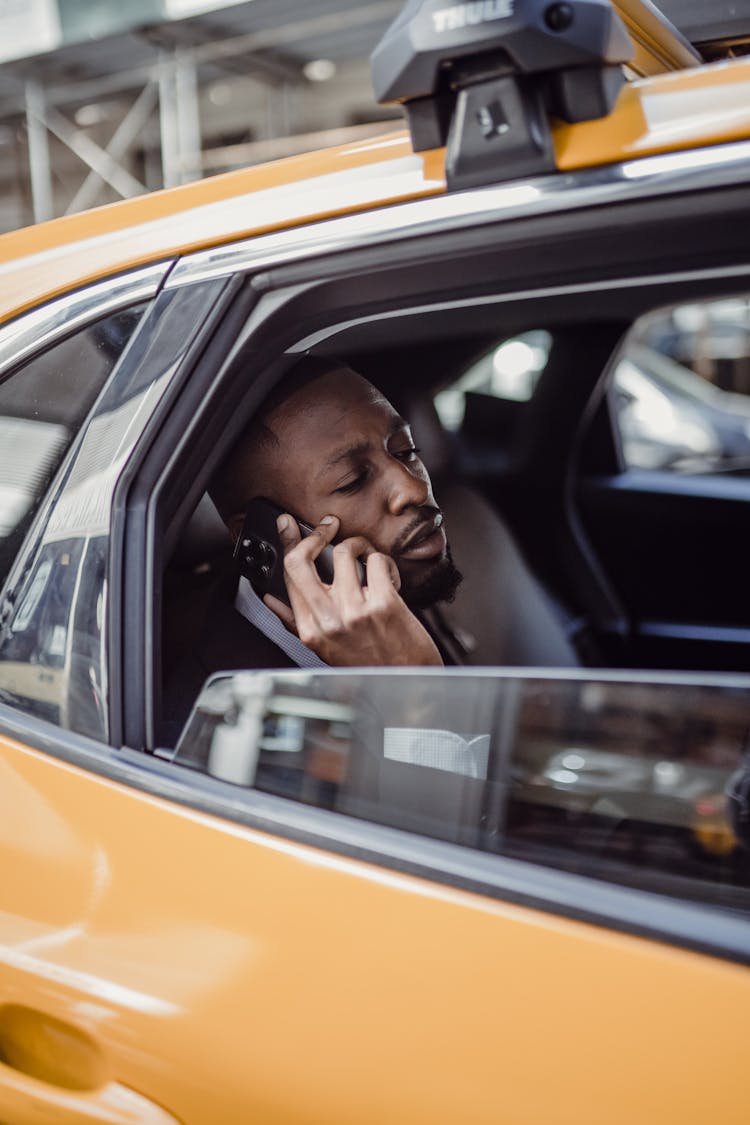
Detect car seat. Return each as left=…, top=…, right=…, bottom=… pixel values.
left=405, top=393, right=580, bottom=667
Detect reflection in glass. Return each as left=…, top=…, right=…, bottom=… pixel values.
left=0, top=305, right=148, bottom=738
left=1, top=279, right=228, bottom=742
left=0, top=305, right=146, bottom=583
left=615, top=295, right=750, bottom=473
left=175, top=670, right=750, bottom=911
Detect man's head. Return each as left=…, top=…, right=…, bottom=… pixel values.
left=212, top=358, right=462, bottom=609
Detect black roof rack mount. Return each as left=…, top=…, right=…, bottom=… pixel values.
left=371, top=0, right=634, bottom=191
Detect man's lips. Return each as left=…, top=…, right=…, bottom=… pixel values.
left=397, top=513, right=446, bottom=560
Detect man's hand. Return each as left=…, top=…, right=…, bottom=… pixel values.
left=263, top=514, right=442, bottom=667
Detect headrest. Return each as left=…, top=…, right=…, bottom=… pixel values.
left=403, top=394, right=454, bottom=480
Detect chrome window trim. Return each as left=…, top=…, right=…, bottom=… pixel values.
left=181, top=662, right=750, bottom=693
left=290, top=261, right=750, bottom=351
left=0, top=262, right=172, bottom=379
left=166, top=139, right=750, bottom=290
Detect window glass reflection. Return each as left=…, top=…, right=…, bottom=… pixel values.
left=614, top=296, right=750, bottom=473
left=0, top=305, right=146, bottom=584
left=175, top=671, right=750, bottom=911
left=0, top=304, right=147, bottom=737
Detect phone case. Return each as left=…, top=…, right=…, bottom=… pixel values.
left=234, top=497, right=340, bottom=605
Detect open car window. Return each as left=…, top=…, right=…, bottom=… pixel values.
left=152, top=146, right=750, bottom=807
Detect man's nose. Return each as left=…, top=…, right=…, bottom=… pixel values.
left=386, top=458, right=430, bottom=514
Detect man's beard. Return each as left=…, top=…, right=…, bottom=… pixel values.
left=398, top=542, right=463, bottom=610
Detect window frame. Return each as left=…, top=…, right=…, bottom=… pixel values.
left=3, top=142, right=750, bottom=962
left=141, top=196, right=750, bottom=745
left=112, top=172, right=750, bottom=958
left=127, top=139, right=750, bottom=734
left=0, top=267, right=173, bottom=741
left=0, top=264, right=168, bottom=379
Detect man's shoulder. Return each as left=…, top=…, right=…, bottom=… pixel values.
left=161, top=575, right=296, bottom=745
left=198, top=573, right=298, bottom=672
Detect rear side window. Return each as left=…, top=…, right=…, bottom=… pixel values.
left=434, top=330, right=551, bottom=430
left=175, top=670, right=750, bottom=916
left=612, top=295, right=750, bottom=473
left=0, top=306, right=145, bottom=585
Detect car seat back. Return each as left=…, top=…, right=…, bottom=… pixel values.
left=406, top=394, right=579, bottom=667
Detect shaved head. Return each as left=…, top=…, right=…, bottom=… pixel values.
left=211, top=357, right=363, bottom=522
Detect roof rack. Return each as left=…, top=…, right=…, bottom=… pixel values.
left=371, top=0, right=696, bottom=191
left=612, top=0, right=701, bottom=75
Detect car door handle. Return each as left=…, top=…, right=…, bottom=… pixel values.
left=0, top=1064, right=181, bottom=1124
left=0, top=1004, right=180, bottom=1124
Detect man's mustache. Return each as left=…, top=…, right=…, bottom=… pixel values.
left=391, top=507, right=444, bottom=557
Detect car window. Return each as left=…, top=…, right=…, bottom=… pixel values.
left=433, top=330, right=552, bottom=429
left=0, top=305, right=146, bottom=586
left=174, top=669, right=750, bottom=915
left=611, top=296, right=750, bottom=473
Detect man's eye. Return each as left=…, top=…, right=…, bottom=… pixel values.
left=394, top=446, right=421, bottom=462
left=335, top=471, right=369, bottom=495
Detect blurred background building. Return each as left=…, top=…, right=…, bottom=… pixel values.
left=0, top=0, right=740, bottom=235
left=0, top=0, right=403, bottom=233
left=2, top=0, right=749, bottom=427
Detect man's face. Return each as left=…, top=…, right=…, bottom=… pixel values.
left=251, top=370, right=461, bottom=608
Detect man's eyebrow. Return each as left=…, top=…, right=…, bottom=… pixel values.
left=318, top=418, right=410, bottom=477
left=320, top=440, right=371, bottom=475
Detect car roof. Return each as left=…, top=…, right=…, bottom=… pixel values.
left=1, top=54, right=750, bottom=327
left=0, top=134, right=445, bottom=327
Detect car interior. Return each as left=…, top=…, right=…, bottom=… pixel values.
left=161, top=323, right=604, bottom=730
left=159, top=281, right=750, bottom=751
left=147, top=269, right=750, bottom=914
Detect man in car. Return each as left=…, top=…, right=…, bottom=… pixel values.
left=209, top=356, right=464, bottom=671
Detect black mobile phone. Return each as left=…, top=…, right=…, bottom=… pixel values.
left=234, top=497, right=365, bottom=606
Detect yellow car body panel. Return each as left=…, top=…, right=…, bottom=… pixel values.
left=0, top=137, right=446, bottom=326
left=2, top=59, right=750, bottom=328
left=554, top=59, right=750, bottom=169
left=1, top=730, right=748, bottom=1124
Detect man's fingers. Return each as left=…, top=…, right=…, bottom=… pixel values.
left=275, top=513, right=301, bottom=551
left=332, top=535, right=376, bottom=562
left=273, top=519, right=403, bottom=648
left=278, top=513, right=338, bottom=563
left=263, top=593, right=298, bottom=634
left=365, top=551, right=401, bottom=595
left=330, top=537, right=373, bottom=605
left=279, top=514, right=340, bottom=629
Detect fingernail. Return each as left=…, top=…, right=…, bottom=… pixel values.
left=277, top=514, right=289, bottom=532
left=321, top=515, right=336, bottom=525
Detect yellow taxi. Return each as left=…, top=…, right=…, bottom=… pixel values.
left=1, top=1, right=750, bottom=1121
